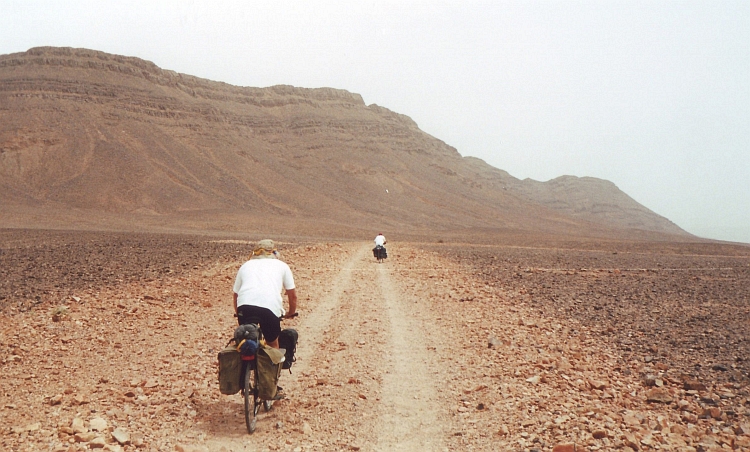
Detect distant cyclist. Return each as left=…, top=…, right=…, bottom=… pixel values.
left=233, top=239, right=297, bottom=349
left=373, top=233, right=388, bottom=262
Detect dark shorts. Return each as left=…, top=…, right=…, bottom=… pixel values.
left=236, top=305, right=281, bottom=343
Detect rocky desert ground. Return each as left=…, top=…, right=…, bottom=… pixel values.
left=1, top=229, right=749, bottom=452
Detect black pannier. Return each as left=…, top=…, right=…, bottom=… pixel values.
left=278, top=328, right=299, bottom=370
left=373, top=245, right=387, bottom=259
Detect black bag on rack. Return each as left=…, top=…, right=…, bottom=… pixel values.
left=278, top=328, right=299, bottom=370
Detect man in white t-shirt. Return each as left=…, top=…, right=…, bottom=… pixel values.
left=233, top=239, right=297, bottom=349
left=374, top=233, right=386, bottom=247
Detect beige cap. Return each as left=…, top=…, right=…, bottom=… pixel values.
left=251, top=239, right=277, bottom=259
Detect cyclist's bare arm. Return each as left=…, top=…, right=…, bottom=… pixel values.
left=285, top=288, right=297, bottom=318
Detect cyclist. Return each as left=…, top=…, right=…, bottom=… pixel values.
left=233, top=239, right=297, bottom=349
left=373, top=233, right=388, bottom=262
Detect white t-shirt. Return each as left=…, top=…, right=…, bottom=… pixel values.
left=233, top=259, right=295, bottom=317
left=374, top=235, right=386, bottom=246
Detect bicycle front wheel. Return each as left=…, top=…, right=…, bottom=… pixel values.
left=243, top=362, right=258, bottom=433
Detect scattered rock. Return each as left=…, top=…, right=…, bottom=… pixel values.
left=71, top=417, right=86, bottom=434
left=89, top=417, right=108, bottom=432
left=74, top=432, right=98, bottom=443
left=89, top=436, right=107, bottom=448
left=111, top=427, right=130, bottom=445
left=526, top=375, right=541, bottom=384
left=646, top=388, right=674, bottom=404
left=684, top=379, right=707, bottom=391
left=591, top=429, right=608, bottom=439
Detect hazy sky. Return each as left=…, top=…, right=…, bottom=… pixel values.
left=2, top=1, right=749, bottom=242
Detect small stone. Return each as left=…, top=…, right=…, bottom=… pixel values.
left=706, top=407, right=722, bottom=420
left=49, top=394, right=63, bottom=405
left=89, top=417, right=108, bottom=432
left=734, top=422, right=750, bottom=435
left=131, top=433, right=145, bottom=447
left=111, top=427, right=130, bottom=445
left=552, top=443, right=576, bottom=452
left=89, top=436, right=106, bottom=448
left=681, top=413, right=699, bottom=424
left=592, top=429, right=607, bottom=439
left=646, top=388, right=673, bottom=404
left=588, top=379, right=608, bottom=390
left=71, top=417, right=87, bottom=433
left=302, top=422, right=312, bottom=435
left=75, top=431, right=98, bottom=442
left=684, top=379, right=707, bottom=391
left=623, top=433, right=640, bottom=450
left=526, top=375, right=541, bottom=384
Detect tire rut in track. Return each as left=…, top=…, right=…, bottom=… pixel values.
left=293, top=243, right=447, bottom=451
left=372, top=253, right=445, bottom=451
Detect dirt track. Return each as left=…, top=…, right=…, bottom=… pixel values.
left=1, top=231, right=749, bottom=451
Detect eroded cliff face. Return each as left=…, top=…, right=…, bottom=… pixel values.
left=0, top=47, right=687, bottom=239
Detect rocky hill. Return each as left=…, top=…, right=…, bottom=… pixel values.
left=0, top=47, right=687, bottom=240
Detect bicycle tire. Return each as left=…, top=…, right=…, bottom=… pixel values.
left=243, top=363, right=257, bottom=433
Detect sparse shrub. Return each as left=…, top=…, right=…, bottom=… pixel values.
left=51, top=305, right=69, bottom=322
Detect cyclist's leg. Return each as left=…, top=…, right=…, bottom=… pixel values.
left=238, top=305, right=281, bottom=347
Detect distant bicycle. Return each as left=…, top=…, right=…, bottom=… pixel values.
left=373, top=245, right=387, bottom=263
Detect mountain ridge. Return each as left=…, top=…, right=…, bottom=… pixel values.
left=0, top=47, right=688, bottom=241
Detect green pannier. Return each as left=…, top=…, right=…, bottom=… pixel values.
left=217, top=342, right=242, bottom=395
left=256, top=345, right=286, bottom=400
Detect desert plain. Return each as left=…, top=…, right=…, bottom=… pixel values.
left=1, top=228, right=749, bottom=452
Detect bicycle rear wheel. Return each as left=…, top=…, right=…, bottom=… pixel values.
left=243, top=362, right=259, bottom=433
